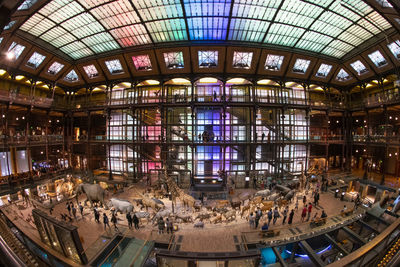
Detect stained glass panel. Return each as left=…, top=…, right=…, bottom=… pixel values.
left=83, top=64, right=99, bottom=78
left=265, top=54, right=284, bottom=71
left=233, top=52, right=253, bottom=69
left=4, top=20, right=16, bottom=31
left=198, top=51, right=218, bottom=68
left=350, top=60, right=368, bottom=75
left=336, top=68, right=351, bottom=81
left=292, top=59, right=310, bottom=74
left=64, top=69, right=79, bottom=82
left=164, top=52, right=184, bottom=69
left=315, top=64, right=332, bottom=78
left=387, top=41, right=400, bottom=60
left=18, top=0, right=38, bottom=10
left=132, top=55, right=152, bottom=71
left=48, top=62, right=64, bottom=75
left=368, top=50, right=387, bottom=67
left=26, top=52, right=46, bottom=69
left=105, top=59, right=124, bottom=74
left=7, top=42, right=25, bottom=60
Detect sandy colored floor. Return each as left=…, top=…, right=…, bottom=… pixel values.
left=1, top=180, right=351, bottom=263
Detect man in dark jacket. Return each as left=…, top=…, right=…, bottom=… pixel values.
left=126, top=212, right=132, bottom=229
left=133, top=214, right=140, bottom=230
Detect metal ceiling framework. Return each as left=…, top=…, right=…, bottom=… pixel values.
left=0, top=0, right=400, bottom=90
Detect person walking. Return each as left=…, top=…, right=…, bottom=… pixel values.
left=158, top=217, right=165, bottom=234
left=282, top=206, right=288, bottom=225
left=267, top=209, right=273, bottom=226
left=111, top=213, right=119, bottom=232
left=79, top=202, right=84, bottom=217
left=273, top=207, right=280, bottom=225
left=133, top=214, right=140, bottom=230
left=249, top=212, right=255, bottom=229
left=255, top=208, right=262, bottom=229
left=321, top=210, right=327, bottom=218
left=126, top=212, right=132, bottom=229
left=306, top=203, right=312, bottom=221
left=71, top=204, right=77, bottom=220
left=66, top=202, right=71, bottom=216
left=94, top=209, right=100, bottom=223
left=303, top=195, right=307, bottom=206
left=295, top=199, right=299, bottom=210
left=301, top=205, right=307, bottom=222
left=166, top=218, right=173, bottom=234
left=315, top=191, right=320, bottom=206
left=288, top=209, right=294, bottom=225
left=103, top=213, right=111, bottom=230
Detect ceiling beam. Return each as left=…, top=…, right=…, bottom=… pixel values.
left=299, top=240, right=325, bottom=267
left=324, top=233, right=349, bottom=256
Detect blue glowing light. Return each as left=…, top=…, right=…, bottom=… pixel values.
left=285, top=244, right=332, bottom=258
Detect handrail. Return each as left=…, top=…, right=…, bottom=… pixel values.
left=327, top=217, right=400, bottom=267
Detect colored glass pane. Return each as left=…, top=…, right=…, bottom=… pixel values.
left=26, top=52, right=46, bottom=69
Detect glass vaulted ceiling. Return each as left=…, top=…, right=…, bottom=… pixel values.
left=19, top=0, right=392, bottom=60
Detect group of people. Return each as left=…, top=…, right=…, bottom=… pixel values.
left=248, top=206, right=296, bottom=230
left=62, top=201, right=84, bottom=221
left=157, top=217, right=174, bottom=234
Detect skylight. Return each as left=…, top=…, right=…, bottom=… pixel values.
left=7, top=42, right=25, bottom=60
left=198, top=51, right=218, bottom=68
left=376, top=0, right=393, bottom=8
left=83, top=64, right=99, bottom=78
left=4, top=21, right=16, bottom=31
left=350, top=60, right=368, bottom=75
left=293, top=59, right=311, bottom=74
left=132, top=55, right=152, bottom=71
left=17, top=0, right=38, bottom=10
left=105, top=59, right=124, bottom=74
left=0, top=37, right=3, bottom=45
left=368, top=50, right=387, bottom=67
left=233, top=52, right=253, bottom=69
left=47, top=62, right=64, bottom=75
left=387, top=41, right=400, bottom=59
left=163, top=52, right=184, bottom=69
left=316, top=64, right=332, bottom=78
left=64, top=70, right=79, bottom=82
left=26, top=52, right=46, bottom=69
left=265, top=54, right=284, bottom=71
left=336, top=69, right=351, bottom=81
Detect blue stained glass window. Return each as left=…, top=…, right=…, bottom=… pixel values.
left=164, top=52, right=184, bottom=69
left=336, top=69, right=351, bottom=81
left=350, top=60, right=368, bottom=75
left=105, top=59, right=124, bottom=74
left=7, top=42, right=25, bottom=60
left=387, top=41, right=400, bottom=60
left=17, top=0, right=38, bottom=10
left=64, top=70, right=79, bottom=82
left=4, top=20, right=16, bottom=31
left=198, top=51, right=218, bottom=68
left=376, top=0, right=392, bottom=8
left=368, top=50, right=387, bottom=67
left=292, top=59, right=311, bottom=74
left=233, top=52, right=253, bottom=69
left=315, top=64, right=332, bottom=78
left=26, top=52, right=46, bottom=69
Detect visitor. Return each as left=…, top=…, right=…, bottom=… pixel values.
left=133, top=213, right=140, bottom=230
left=288, top=209, right=294, bottom=225
left=261, top=221, right=269, bottom=231
left=158, top=217, right=165, bottom=234
left=282, top=206, right=288, bottom=225
left=213, top=91, right=217, bottom=101
left=311, top=212, right=318, bottom=222
left=301, top=205, right=307, bottom=222
left=255, top=208, right=262, bottom=228
left=295, top=199, right=299, bottom=210
left=273, top=207, right=280, bottom=225
left=306, top=203, right=312, bottom=221
left=103, top=213, right=111, bottom=230
left=267, top=209, right=273, bottom=226
left=49, top=207, right=54, bottom=215
left=111, top=213, right=119, bottom=232
left=166, top=218, right=173, bottom=234
left=253, top=177, right=257, bottom=189
left=303, top=195, right=307, bottom=206
left=126, top=212, right=132, bottom=229
left=94, top=209, right=100, bottom=223
left=321, top=210, right=327, bottom=218
left=79, top=202, right=84, bottom=217
left=72, top=205, right=77, bottom=220
left=341, top=205, right=347, bottom=213
left=67, top=202, right=71, bottom=216
left=261, top=132, right=265, bottom=141
left=315, top=191, right=320, bottom=206
left=249, top=212, right=255, bottom=229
